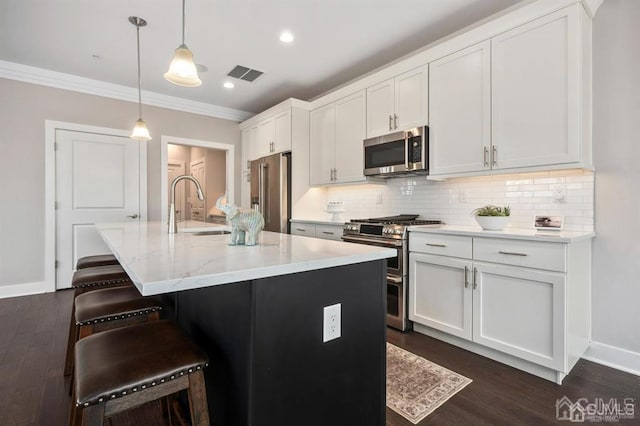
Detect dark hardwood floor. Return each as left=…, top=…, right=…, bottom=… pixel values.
left=1, top=290, right=638, bottom=425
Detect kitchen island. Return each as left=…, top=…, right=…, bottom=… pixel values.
left=97, top=221, right=394, bottom=425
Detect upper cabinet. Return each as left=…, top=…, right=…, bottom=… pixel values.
left=366, top=66, right=428, bottom=138
left=310, top=90, right=367, bottom=185
left=429, top=4, right=592, bottom=177
left=429, top=40, right=491, bottom=176
left=255, top=110, right=292, bottom=159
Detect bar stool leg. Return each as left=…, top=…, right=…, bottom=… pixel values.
left=81, top=404, right=105, bottom=426
left=187, top=371, right=210, bottom=426
left=64, top=291, right=79, bottom=376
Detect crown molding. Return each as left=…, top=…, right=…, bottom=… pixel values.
left=0, top=60, right=254, bottom=122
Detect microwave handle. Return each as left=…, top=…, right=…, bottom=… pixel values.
left=404, top=132, right=410, bottom=169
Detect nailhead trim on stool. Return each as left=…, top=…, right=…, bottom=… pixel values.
left=75, top=307, right=160, bottom=326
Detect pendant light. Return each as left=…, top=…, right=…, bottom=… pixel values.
left=129, top=16, right=152, bottom=140
left=164, top=0, right=202, bottom=87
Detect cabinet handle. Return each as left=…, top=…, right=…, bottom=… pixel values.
left=394, top=114, right=398, bottom=129
left=389, top=115, right=393, bottom=131
left=473, top=267, right=478, bottom=290
left=492, top=145, right=497, bottom=166
left=483, top=147, right=489, bottom=167
left=333, top=168, right=337, bottom=181
left=464, top=266, right=469, bottom=288
left=426, top=243, right=446, bottom=247
left=498, top=251, right=528, bottom=256
left=126, top=214, right=139, bottom=219
left=295, top=228, right=306, bottom=232
left=322, top=231, right=334, bottom=235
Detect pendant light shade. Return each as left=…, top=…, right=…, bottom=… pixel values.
left=129, top=16, right=152, bottom=141
left=165, top=0, right=201, bottom=87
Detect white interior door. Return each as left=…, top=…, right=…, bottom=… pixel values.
left=190, top=159, right=206, bottom=222
left=167, top=160, right=186, bottom=222
left=55, top=130, right=142, bottom=289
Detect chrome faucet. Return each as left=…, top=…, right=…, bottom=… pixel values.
left=169, top=175, right=205, bottom=234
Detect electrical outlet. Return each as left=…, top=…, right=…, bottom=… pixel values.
left=376, top=191, right=383, bottom=204
left=553, top=184, right=566, bottom=202
left=323, top=303, right=341, bottom=342
left=459, top=189, right=467, bottom=203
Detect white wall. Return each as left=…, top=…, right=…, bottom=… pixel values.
left=590, top=0, right=640, bottom=355
left=0, top=78, right=240, bottom=290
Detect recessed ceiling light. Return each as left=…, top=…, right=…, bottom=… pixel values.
left=223, top=81, right=235, bottom=89
left=279, top=30, right=294, bottom=43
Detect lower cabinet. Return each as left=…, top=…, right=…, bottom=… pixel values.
left=409, top=232, right=588, bottom=382
left=290, top=221, right=343, bottom=241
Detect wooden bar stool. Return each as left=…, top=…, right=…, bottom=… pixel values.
left=76, top=254, right=120, bottom=270
left=71, top=320, right=210, bottom=426
left=64, top=265, right=133, bottom=376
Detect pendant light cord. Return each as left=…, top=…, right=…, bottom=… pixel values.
left=181, top=0, right=186, bottom=45
left=136, top=24, right=142, bottom=118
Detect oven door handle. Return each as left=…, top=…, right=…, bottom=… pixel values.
left=341, top=236, right=403, bottom=247
left=387, top=275, right=403, bottom=284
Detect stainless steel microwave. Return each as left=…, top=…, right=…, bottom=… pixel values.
left=363, top=126, right=428, bottom=177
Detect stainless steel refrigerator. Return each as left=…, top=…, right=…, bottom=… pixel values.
left=250, top=152, right=291, bottom=233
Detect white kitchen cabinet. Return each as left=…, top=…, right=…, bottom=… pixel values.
left=472, top=262, right=565, bottom=370
left=290, top=221, right=344, bottom=241
left=256, top=110, right=292, bottom=159
left=410, top=253, right=473, bottom=340
left=492, top=6, right=581, bottom=170
left=429, top=40, right=491, bottom=176
left=310, top=91, right=366, bottom=185
left=428, top=4, right=591, bottom=177
left=366, top=66, right=428, bottom=138
left=408, top=229, right=591, bottom=384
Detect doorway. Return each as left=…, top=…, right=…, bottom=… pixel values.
left=161, top=136, right=235, bottom=226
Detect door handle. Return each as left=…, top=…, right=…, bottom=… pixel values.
left=126, top=214, right=139, bottom=219
left=492, top=145, right=497, bottom=166
left=464, top=266, right=469, bottom=288
left=388, top=115, right=393, bottom=131
left=394, top=114, right=398, bottom=129
left=473, top=267, right=478, bottom=290
left=483, top=147, right=489, bottom=167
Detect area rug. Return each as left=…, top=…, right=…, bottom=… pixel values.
left=387, top=343, right=472, bottom=424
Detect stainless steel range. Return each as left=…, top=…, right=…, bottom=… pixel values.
left=342, top=215, right=442, bottom=331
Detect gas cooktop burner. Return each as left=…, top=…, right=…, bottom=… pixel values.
left=350, top=215, right=442, bottom=226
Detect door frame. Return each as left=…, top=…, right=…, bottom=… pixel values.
left=44, top=120, right=148, bottom=292
left=160, top=135, right=235, bottom=225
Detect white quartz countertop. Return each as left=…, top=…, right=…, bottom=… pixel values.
left=177, top=220, right=230, bottom=233
left=96, top=221, right=395, bottom=296
left=290, top=218, right=346, bottom=226
left=408, top=225, right=595, bottom=243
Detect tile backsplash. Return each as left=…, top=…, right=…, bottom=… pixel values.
left=326, top=169, right=594, bottom=232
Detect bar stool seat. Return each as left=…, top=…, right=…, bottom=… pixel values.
left=76, top=254, right=120, bottom=270
left=75, top=286, right=162, bottom=330
left=72, top=321, right=209, bottom=425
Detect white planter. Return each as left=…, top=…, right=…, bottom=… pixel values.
left=474, top=215, right=510, bottom=231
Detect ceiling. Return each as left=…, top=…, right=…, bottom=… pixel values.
left=0, top=0, right=522, bottom=116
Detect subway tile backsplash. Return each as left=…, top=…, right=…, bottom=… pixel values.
left=326, top=169, right=594, bottom=232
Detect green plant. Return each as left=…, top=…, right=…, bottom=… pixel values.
left=473, top=205, right=511, bottom=217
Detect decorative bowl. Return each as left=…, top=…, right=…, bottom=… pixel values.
left=474, top=215, right=510, bottom=231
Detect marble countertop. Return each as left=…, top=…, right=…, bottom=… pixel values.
left=290, top=218, right=346, bottom=226
left=96, top=221, right=395, bottom=296
left=177, top=220, right=230, bottom=233
left=408, top=224, right=595, bottom=243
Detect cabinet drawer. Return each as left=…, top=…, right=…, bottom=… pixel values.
left=315, top=224, right=343, bottom=241
left=290, top=223, right=316, bottom=237
left=473, top=238, right=566, bottom=272
left=409, top=233, right=472, bottom=259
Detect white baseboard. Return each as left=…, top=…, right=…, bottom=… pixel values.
left=583, top=341, right=640, bottom=377
left=0, top=281, right=51, bottom=299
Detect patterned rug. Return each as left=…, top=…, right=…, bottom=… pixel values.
left=387, top=343, right=472, bottom=424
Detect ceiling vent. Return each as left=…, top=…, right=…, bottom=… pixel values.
left=227, top=65, right=264, bottom=82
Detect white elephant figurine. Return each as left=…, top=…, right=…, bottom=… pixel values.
left=216, top=195, right=265, bottom=246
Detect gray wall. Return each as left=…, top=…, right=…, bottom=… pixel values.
left=0, top=78, right=240, bottom=287
left=592, top=0, right=640, bottom=354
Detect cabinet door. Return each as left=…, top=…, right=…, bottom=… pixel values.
left=394, top=66, right=428, bottom=132
left=366, top=78, right=394, bottom=138
left=492, top=6, right=580, bottom=170
left=257, top=118, right=274, bottom=158
left=409, top=253, right=473, bottom=340
left=472, top=262, right=565, bottom=370
left=429, top=41, right=491, bottom=176
left=334, top=91, right=366, bottom=184
left=273, top=110, right=292, bottom=153
left=309, top=103, right=336, bottom=185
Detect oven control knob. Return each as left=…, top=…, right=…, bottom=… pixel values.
left=393, top=229, right=403, bottom=235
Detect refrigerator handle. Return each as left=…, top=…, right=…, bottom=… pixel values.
left=262, top=163, right=269, bottom=226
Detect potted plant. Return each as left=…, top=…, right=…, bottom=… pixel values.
left=473, top=205, right=511, bottom=231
